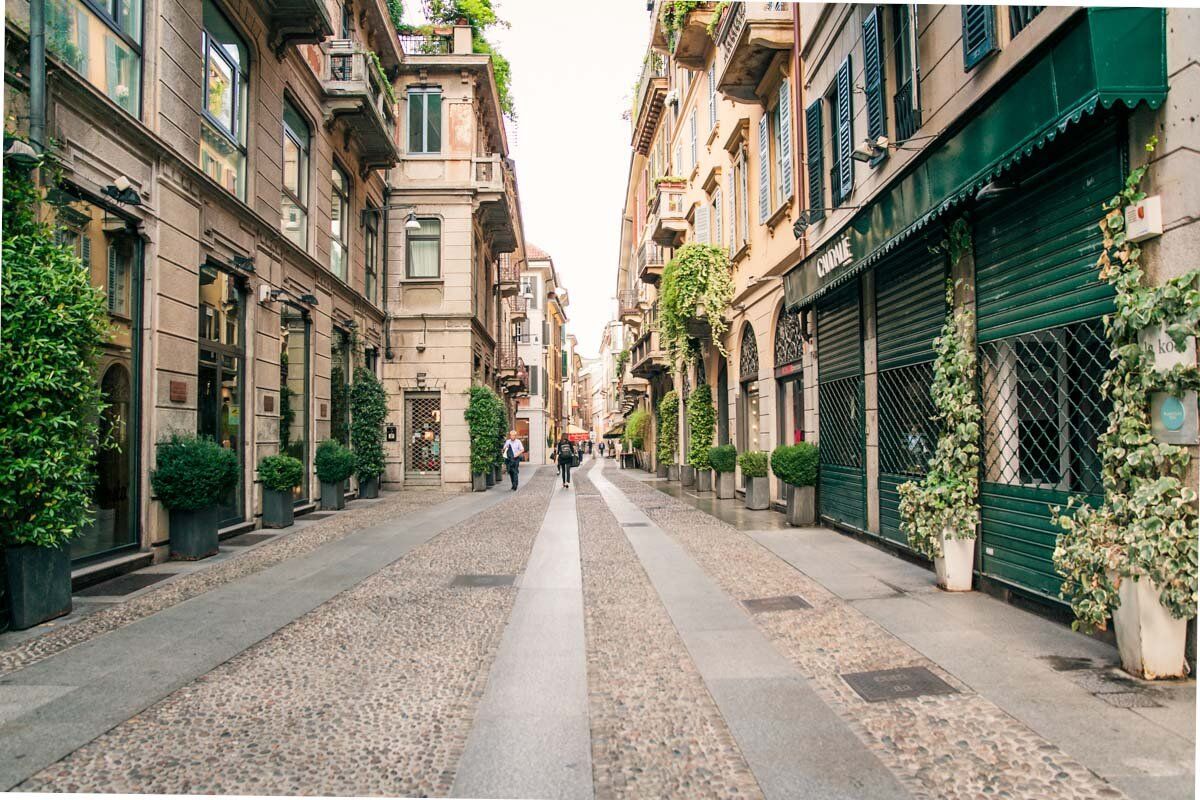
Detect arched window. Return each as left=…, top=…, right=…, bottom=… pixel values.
left=740, top=326, right=759, bottom=383
left=775, top=306, right=805, bottom=446
left=739, top=325, right=760, bottom=459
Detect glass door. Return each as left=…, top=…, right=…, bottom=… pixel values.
left=198, top=263, right=244, bottom=526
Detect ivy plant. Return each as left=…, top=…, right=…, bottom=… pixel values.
left=659, top=243, right=735, bottom=368
left=659, top=0, right=700, bottom=50
left=1053, top=137, right=1200, bottom=631
left=423, top=0, right=514, bottom=117
left=686, top=384, right=715, bottom=469
left=615, top=347, right=630, bottom=379
left=350, top=367, right=387, bottom=479
left=466, top=384, right=503, bottom=475
left=706, top=1, right=730, bottom=37
left=624, top=409, right=650, bottom=451
left=656, top=390, right=679, bottom=465
left=897, top=277, right=982, bottom=560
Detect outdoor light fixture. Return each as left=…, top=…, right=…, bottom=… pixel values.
left=851, top=136, right=889, bottom=163
left=404, top=212, right=422, bottom=231
left=3, top=137, right=40, bottom=169
left=233, top=254, right=255, bottom=272
left=101, top=175, right=143, bottom=206
left=975, top=180, right=1018, bottom=203
left=299, top=293, right=319, bottom=306
left=792, top=210, right=813, bottom=239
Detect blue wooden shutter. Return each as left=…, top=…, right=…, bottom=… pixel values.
left=757, top=114, right=770, bottom=223
left=805, top=100, right=824, bottom=221
left=708, top=63, right=717, bottom=129
left=836, top=56, right=854, bottom=202
left=862, top=6, right=887, bottom=145
left=778, top=80, right=793, bottom=199
left=695, top=205, right=710, bottom=244
left=962, top=6, right=997, bottom=71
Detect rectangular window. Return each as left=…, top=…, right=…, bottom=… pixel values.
left=281, top=100, right=310, bottom=248
left=406, top=217, right=441, bottom=278
left=364, top=205, right=379, bottom=303
left=407, top=88, right=442, bottom=153
left=689, top=110, right=698, bottom=170
left=892, top=4, right=921, bottom=141
left=1009, top=6, right=1043, bottom=38
left=199, top=1, right=248, bottom=198
left=46, top=0, right=142, bottom=116
left=330, top=165, right=350, bottom=281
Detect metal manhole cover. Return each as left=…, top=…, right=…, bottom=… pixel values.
left=223, top=533, right=276, bottom=546
left=742, top=595, right=812, bottom=613
left=841, top=666, right=957, bottom=702
left=451, top=574, right=516, bottom=587
left=76, top=572, right=177, bottom=597
left=620, top=522, right=648, bottom=527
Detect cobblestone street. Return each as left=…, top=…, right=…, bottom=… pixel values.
left=0, top=458, right=1193, bottom=800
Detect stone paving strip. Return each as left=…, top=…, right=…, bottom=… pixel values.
left=602, top=466, right=1125, bottom=800
left=573, top=462, right=764, bottom=800
left=17, top=470, right=556, bottom=796
left=0, top=491, right=450, bottom=678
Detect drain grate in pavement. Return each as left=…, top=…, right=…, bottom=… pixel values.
left=620, top=522, right=649, bottom=527
left=842, top=666, right=958, bottom=702
left=223, top=533, right=276, bottom=546
left=742, top=595, right=812, bottom=613
left=77, top=572, right=177, bottom=597
left=451, top=574, right=516, bottom=588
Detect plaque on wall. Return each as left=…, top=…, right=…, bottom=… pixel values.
left=169, top=380, right=187, bottom=403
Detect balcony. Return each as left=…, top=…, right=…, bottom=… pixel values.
left=715, top=2, right=793, bottom=102
left=498, top=339, right=528, bottom=394
left=497, top=252, right=520, bottom=298
left=398, top=32, right=453, bottom=55
left=477, top=155, right=517, bottom=253
left=638, top=240, right=665, bottom=285
left=619, top=289, right=641, bottom=327
left=631, top=53, right=668, bottom=156
left=320, top=45, right=399, bottom=171
left=668, top=3, right=717, bottom=69
left=630, top=328, right=669, bottom=379
left=893, top=77, right=922, bottom=141
left=506, top=293, right=528, bottom=322
left=651, top=182, right=688, bottom=248
left=255, top=0, right=332, bottom=56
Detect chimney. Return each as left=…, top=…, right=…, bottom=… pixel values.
left=453, top=24, right=472, bottom=55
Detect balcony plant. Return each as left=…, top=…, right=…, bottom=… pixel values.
left=772, top=443, right=818, bottom=526
left=687, top=385, right=715, bottom=492
left=259, top=454, right=303, bottom=528
left=351, top=367, right=387, bottom=498
left=710, top=444, right=737, bottom=498
left=660, top=0, right=701, bottom=50
left=466, top=385, right=502, bottom=491
left=152, top=434, right=239, bottom=560
left=315, top=439, right=355, bottom=510
left=656, top=390, right=679, bottom=477
left=1, top=154, right=110, bottom=628
left=738, top=450, right=770, bottom=510
left=659, top=243, right=734, bottom=368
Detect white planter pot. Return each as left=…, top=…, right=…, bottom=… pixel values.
left=934, top=529, right=975, bottom=592
left=1112, top=576, right=1188, bottom=680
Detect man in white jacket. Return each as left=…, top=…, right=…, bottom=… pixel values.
left=501, top=431, right=525, bottom=490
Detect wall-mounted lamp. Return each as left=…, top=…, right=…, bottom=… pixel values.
left=340, top=318, right=358, bottom=330
left=299, top=293, right=319, bottom=306
left=792, top=210, right=813, bottom=240
left=851, top=136, right=889, bottom=163
left=404, top=212, right=422, bottom=231
left=101, top=175, right=143, bottom=206
left=232, top=254, right=255, bottom=272
left=3, top=137, right=40, bottom=170
left=975, top=180, right=1019, bottom=203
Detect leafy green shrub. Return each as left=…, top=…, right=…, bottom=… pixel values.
left=659, top=245, right=734, bottom=365
left=738, top=450, right=769, bottom=478
left=259, top=454, right=304, bottom=493
left=315, top=439, right=355, bottom=484
left=709, top=444, right=736, bottom=473
left=624, top=409, right=650, bottom=451
left=686, top=384, right=715, bottom=469
left=351, top=367, right=387, bottom=479
left=466, top=385, right=503, bottom=474
left=1, top=160, right=111, bottom=547
left=771, top=443, right=818, bottom=487
left=656, top=391, right=679, bottom=464
left=151, top=434, right=239, bottom=511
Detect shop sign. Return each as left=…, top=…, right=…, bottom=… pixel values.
left=1139, top=324, right=1196, bottom=372
left=386, top=424, right=398, bottom=443
left=1150, top=391, right=1198, bottom=445
left=785, top=230, right=859, bottom=309
left=815, top=233, right=854, bottom=279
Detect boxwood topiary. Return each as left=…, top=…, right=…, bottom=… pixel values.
left=350, top=367, right=387, bottom=479
left=151, top=434, right=240, bottom=511
left=737, top=450, right=769, bottom=479
left=315, top=439, right=355, bottom=484
left=259, top=454, right=304, bottom=493
left=771, top=442, right=818, bottom=487
left=709, top=444, right=736, bottom=474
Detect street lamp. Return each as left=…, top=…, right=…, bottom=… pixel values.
left=404, top=212, right=422, bottom=231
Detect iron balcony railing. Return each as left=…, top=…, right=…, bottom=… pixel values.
left=506, top=293, right=527, bottom=318
left=498, top=337, right=519, bottom=370
left=717, top=0, right=746, bottom=64
left=398, top=33, right=452, bottom=55
left=638, top=240, right=664, bottom=274
left=619, top=289, right=640, bottom=317
left=893, top=76, right=921, bottom=142
left=499, top=252, right=519, bottom=283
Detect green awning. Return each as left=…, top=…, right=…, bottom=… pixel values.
left=785, top=7, right=1166, bottom=310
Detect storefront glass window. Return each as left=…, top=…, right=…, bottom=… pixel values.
left=198, top=264, right=244, bottom=525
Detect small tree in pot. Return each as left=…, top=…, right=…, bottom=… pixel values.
left=772, top=443, right=818, bottom=526
left=738, top=450, right=770, bottom=510
left=259, top=454, right=303, bottom=528
left=315, top=440, right=355, bottom=510
left=709, top=444, right=736, bottom=499
left=351, top=367, right=387, bottom=498
left=687, top=385, right=715, bottom=492
left=152, top=435, right=239, bottom=560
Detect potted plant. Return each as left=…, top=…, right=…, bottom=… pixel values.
left=656, top=390, right=679, bottom=478
left=466, top=385, right=501, bottom=491
left=738, top=450, right=770, bottom=510
left=624, top=408, right=650, bottom=469
left=315, top=439, right=355, bottom=510
left=772, top=442, right=818, bottom=526
left=658, top=244, right=735, bottom=367
left=710, top=445, right=736, bottom=499
left=1, top=157, right=110, bottom=628
left=350, top=367, right=387, bottom=499
left=259, top=454, right=303, bottom=528
left=687, top=385, right=715, bottom=492
left=152, top=434, right=239, bottom=560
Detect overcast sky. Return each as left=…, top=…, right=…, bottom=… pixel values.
left=487, top=1, right=652, bottom=357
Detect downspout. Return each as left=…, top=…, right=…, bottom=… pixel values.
left=792, top=1, right=804, bottom=251
left=29, top=0, right=46, bottom=151
left=382, top=185, right=393, bottom=360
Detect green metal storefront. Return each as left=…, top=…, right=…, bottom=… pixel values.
left=816, top=283, right=866, bottom=530
left=973, top=118, right=1123, bottom=599
left=875, top=233, right=947, bottom=547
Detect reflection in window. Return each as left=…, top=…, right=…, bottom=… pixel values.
left=280, top=308, right=310, bottom=502
left=364, top=205, right=379, bottom=303
left=198, top=265, right=244, bottom=524
left=46, top=0, right=142, bottom=115
left=282, top=100, right=310, bottom=248
left=200, top=0, right=248, bottom=198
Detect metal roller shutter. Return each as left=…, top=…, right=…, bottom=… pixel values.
left=816, top=283, right=866, bottom=530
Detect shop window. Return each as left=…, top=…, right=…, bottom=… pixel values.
left=407, top=88, right=442, bottom=154
left=331, top=327, right=353, bottom=447
left=406, top=217, right=441, bottom=278
left=405, top=393, right=442, bottom=475
left=281, top=100, right=310, bottom=248
left=330, top=164, right=350, bottom=281
left=198, top=264, right=244, bottom=525
left=199, top=0, right=249, bottom=198
left=46, top=0, right=142, bottom=116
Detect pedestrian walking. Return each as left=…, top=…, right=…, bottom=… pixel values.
left=501, top=430, right=524, bottom=490
left=552, top=434, right=577, bottom=488
left=598, top=441, right=606, bottom=458
left=615, top=438, right=624, bottom=468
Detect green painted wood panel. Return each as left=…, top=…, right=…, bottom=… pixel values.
left=820, top=463, right=867, bottom=531
left=879, top=473, right=909, bottom=547
left=875, top=233, right=947, bottom=370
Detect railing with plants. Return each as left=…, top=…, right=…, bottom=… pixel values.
left=658, top=243, right=735, bottom=367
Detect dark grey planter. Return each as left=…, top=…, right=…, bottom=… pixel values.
left=656, top=462, right=669, bottom=478
left=320, top=481, right=346, bottom=510
left=715, top=471, right=736, bottom=499
left=745, top=476, right=770, bottom=510
left=262, top=489, right=294, bottom=528
left=359, top=475, right=380, bottom=499
left=696, top=470, right=713, bottom=493
left=169, top=505, right=219, bottom=560
left=4, top=544, right=72, bottom=630
left=681, top=465, right=696, bottom=487
left=472, top=473, right=487, bottom=492
left=786, top=485, right=817, bottom=526
left=668, top=464, right=680, bottom=481
left=485, top=469, right=496, bottom=488
left=493, top=465, right=502, bottom=484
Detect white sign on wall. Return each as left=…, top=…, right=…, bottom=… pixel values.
left=1139, top=324, right=1197, bottom=372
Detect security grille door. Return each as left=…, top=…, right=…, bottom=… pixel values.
left=816, top=283, right=866, bottom=530
left=405, top=394, right=442, bottom=479
left=974, top=120, right=1122, bottom=599
left=875, top=233, right=947, bottom=546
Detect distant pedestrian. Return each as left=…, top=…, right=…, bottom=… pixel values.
left=552, top=434, right=577, bottom=488
left=598, top=441, right=606, bottom=458
left=615, top=438, right=624, bottom=468
left=501, top=430, right=524, bottom=490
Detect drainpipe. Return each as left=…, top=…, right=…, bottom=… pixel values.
left=383, top=185, right=393, bottom=360
left=29, top=0, right=46, bottom=152
left=792, top=1, right=804, bottom=252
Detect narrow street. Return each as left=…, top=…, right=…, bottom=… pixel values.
left=0, top=458, right=1192, bottom=800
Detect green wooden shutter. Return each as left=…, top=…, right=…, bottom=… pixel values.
left=836, top=57, right=854, bottom=202
left=862, top=6, right=887, bottom=145
left=875, top=233, right=946, bottom=370
left=778, top=80, right=793, bottom=199
left=962, top=6, right=998, bottom=71
left=757, top=114, right=770, bottom=223
left=805, top=100, right=824, bottom=221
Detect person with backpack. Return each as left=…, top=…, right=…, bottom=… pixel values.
left=552, top=434, right=577, bottom=488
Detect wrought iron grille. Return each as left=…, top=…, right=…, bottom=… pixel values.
left=406, top=395, right=442, bottom=474
left=740, top=327, right=759, bottom=382
left=878, top=363, right=937, bottom=476
left=818, top=377, right=862, bottom=468
left=330, top=54, right=353, bottom=81
left=979, top=320, right=1110, bottom=495
left=775, top=308, right=804, bottom=368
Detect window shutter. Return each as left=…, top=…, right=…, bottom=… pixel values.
left=778, top=80, right=793, bottom=199
left=695, top=205, right=710, bottom=244
left=757, top=114, right=770, bottom=223
left=727, top=171, right=736, bottom=255
left=962, top=5, right=997, bottom=71
left=713, top=188, right=722, bottom=248
left=805, top=100, right=824, bottom=221
left=107, top=244, right=120, bottom=314
left=836, top=56, right=854, bottom=202
left=862, top=6, right=887, bottom=144
left=675, top=144, right=682, bottom=174
left=690, top=110, right=698, bottom=168
left=708, top=63, right=717, bottom=129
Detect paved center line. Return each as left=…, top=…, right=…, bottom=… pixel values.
left=590, top=461, right=909, bottom=800
left=451, top=484, right=593, bottom=800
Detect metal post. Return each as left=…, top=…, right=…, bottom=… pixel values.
left=29, top=0, right=46, bottom=152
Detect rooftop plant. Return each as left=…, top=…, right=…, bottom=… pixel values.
left=423, top=0, right=515, bottom=117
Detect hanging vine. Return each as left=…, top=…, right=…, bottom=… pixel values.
left=658, top=243, right=734, bottom=369
left=657, top=390, right=679, bottom=465
left=1053, top=137, right=1200, bottom=632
